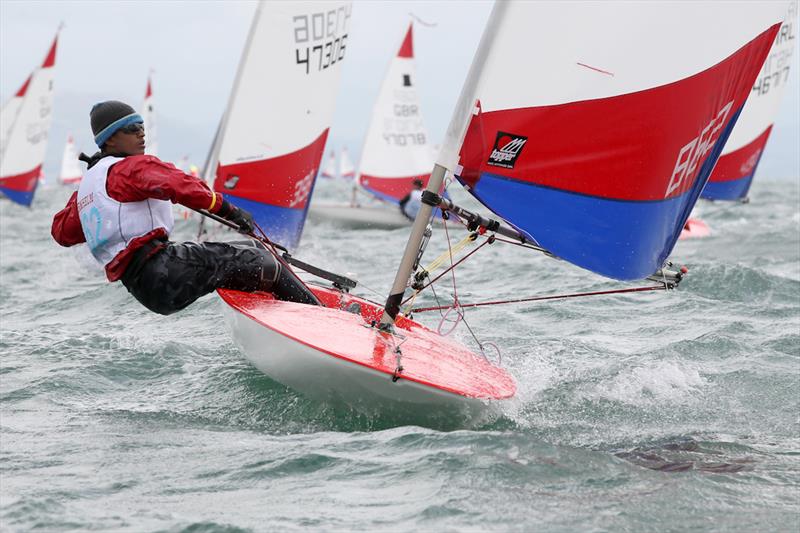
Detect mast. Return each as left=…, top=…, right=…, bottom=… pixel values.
left=379, top=3, right=509, bottom=328
left=201, top=0, right=263, bottom=185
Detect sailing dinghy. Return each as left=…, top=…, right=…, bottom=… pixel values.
left=142, top=74, right=158, bottom=156
left=58, top=135, right=83, bottom=185
left=0, top=30, right=58, bottom=206
left=702, top=1, right=797, bottom=201
left=319, top=150, right=336, bottom=179
left=309, top=23, right=437, bottom=229
left=203, top=0, right=349, bottom=250
left=339, top=146, right=355, bottom=180
left=220, top=1, right=786, bottom=412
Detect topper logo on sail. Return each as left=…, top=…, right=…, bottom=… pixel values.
left=487, top=132, right=527, bottom=169
left=665, top=100, right=733, bottom=198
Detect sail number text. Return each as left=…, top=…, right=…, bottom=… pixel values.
left=753, top=14, right=795, bottom=96
left=665, top=100, right=733, bottom=198
left=294, top=6, right=351, bottom=74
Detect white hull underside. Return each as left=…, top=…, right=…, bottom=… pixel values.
left=222, top=301, right=493, bottom=418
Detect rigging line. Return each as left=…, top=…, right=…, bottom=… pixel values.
left=491, top=235, right=551, bottom=255
left=408, top=13, right=438, bottom=27
left=442, top=209, right=459, bottom=301
left=401, top=238, right=492, bottom=306
left=433, top=215, right=494, bottom=360
left=411, top=285, right=670, bottom=313
left=420, top=232, right=477, bottom=276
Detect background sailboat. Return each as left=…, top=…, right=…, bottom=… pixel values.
left=319, top=150, right=336, bottom=179
left=702, top=1, right=797, bottom=201
left=0, top=31, right=58, bottom=206
left=204, top=0, right=350, bottom=250
left=309, top=23, right=436, bottom=229
left=338, top=145, right=355, bottom=180
left=142, top=73, right=158, bottom=156
left=58, top=134, right=83, bottom=185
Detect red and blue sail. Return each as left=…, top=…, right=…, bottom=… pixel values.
left=209, top=1, right=351, bottom=249
left=440, top=2, right=785, bottom=281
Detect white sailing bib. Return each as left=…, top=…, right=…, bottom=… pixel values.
left=76, top=156, right=174, bottom=266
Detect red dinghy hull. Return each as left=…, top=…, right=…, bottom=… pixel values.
left=679, top=218, right=712, bottom=240
left=219, top=286, right=516, bottom=413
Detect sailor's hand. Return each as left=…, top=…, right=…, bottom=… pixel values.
left=229, top=206, right=254, bottom=234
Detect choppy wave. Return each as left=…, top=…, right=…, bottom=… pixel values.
left=1, top=180, right=798, bottom=531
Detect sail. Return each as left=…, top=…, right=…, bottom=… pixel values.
left=0, top=75, right=30, bottom=161
left=702, top=1, right=798, bottom=201
left=0, top=32, right=58, bottom=206
left=356, top=23, right=434, bottom=203
left=320, top=150, right=336, bottom=178
left=59, top=135, right=83, bottom=185
left=142, top=75, right=158, bottom=156
left=212, top=1, right=352, bottom=249
left=436, top=1, right=785, bottom=281
left=339, top=146, right=355, bottom=179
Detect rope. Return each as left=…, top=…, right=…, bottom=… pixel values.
left=410, top=285, right=670, bottom=313
left=401, top=238, right=492, bottom=309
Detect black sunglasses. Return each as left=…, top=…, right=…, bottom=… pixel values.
left=119, top=122, right=144, bottom=134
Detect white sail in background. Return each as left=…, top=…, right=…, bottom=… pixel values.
left=0, top=31, right=58, bottom=206
left=320, top=150, right=336, bottom=178
left=357, top=23, right=433, bottom=203
left=339, top=146, right=355, bottom=180
left=59, top=135, right=83, bottom=185
left=0, top=74, right=30, bottom=162
left=142, top=74, right=158, bottom=156
left=702, top=0, right=799, bottom=200
left=210, top=0, right=352, bottom=249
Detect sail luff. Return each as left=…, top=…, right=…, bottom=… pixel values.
left=435, top=1, right=508, bottom=173
left=203, top=2, right=262, bottom=184
left=380, top=5, right=508, bottom=327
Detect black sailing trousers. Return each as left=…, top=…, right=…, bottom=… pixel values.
left=120, top=240, right=319, bottom=315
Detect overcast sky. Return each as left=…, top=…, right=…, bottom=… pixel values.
left=1, top=0, right=798, bottom=180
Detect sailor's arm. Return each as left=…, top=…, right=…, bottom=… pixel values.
left=108, top=155, right=254, bottom=233
left=106, top=155, right=225, bottom=213
left=51, top=191, right=87, bottom=247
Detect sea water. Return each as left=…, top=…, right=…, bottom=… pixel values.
left=1, top=180, right=798, bottom=532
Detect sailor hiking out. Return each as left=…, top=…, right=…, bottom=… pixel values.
left=52, top=100, right=319, bottom=315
